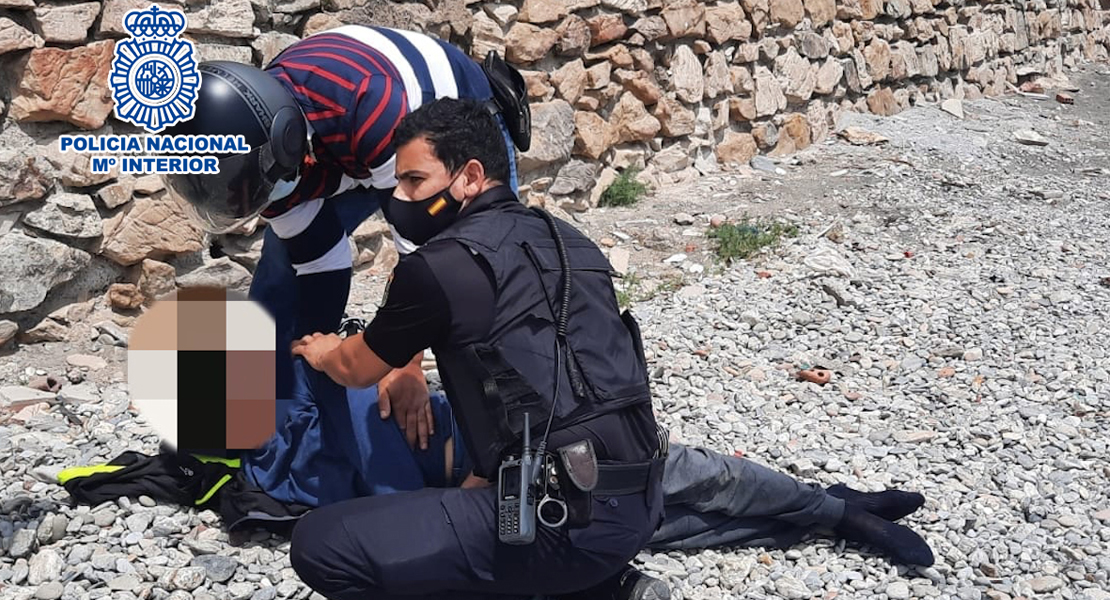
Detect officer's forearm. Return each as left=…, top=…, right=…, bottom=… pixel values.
left=321, top=333, right=392, bottom=389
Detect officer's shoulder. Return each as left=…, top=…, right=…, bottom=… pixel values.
left=544, top=213, right=604, bottom=250
left=408, top=239, right=478, bottom=265
left=387, top=248, right=452, bottom=297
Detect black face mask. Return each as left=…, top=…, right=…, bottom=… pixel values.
left=382, top=173, right=465, bottom=245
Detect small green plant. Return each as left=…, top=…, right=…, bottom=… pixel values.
left=655, top=275, right=685, bottom=295
left=613, top=272, right=685, bottom=309
left=709, top=217, right=800, bottom=263
left=615, top=288, right=633, bottom=309
left=599, top=169, right=648, bottom=208
left=614, top=272, right=642, bottom=309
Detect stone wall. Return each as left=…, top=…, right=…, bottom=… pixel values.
left=0, top=0, right=1109, bottom=341
left=503, top=0, right=1110, bottom=205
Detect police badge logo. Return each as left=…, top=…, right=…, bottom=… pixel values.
left=110, top=5, right=200, bottom=133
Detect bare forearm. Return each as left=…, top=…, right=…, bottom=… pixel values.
left=321, top=334, right=390, bottom=388
left=319, top=339, right=361, bottom=387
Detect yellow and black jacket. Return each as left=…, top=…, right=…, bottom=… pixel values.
left=58, top=449, right=313, bottom=534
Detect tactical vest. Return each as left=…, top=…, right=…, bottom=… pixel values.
left=422, top=191, right=653, bottom=478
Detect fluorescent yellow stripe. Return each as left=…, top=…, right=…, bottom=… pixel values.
left=58, top=455, right=239, bottom=500
left=427, top=198, right=448, bottom=216
left=56, top=465, right=125, bottom=485
left=195, top=474, right=233, bottom=505
left=191, top=455, right=241, bottom=468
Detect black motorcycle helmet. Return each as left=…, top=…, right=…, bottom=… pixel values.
left=161, top=61, right=308, bottom=233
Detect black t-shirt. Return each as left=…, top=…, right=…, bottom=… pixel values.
left=364, top=230, right=658, bottom=463
left=364, top=240, right=494, bottom=368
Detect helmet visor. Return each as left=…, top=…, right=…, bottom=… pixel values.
left=163, top=143, right=285, bottom=234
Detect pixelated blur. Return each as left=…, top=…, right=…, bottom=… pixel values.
left=128, top=286, right=276, bottom=453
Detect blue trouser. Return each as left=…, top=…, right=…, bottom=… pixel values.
left=247, top=116, right=519, bottom=404
left=249, top=189, right=389, bottom=407
left=243, top=357, right=471, bottom=506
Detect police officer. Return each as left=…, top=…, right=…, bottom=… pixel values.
left=287, top=97, right=667, bottom=600
left=161, top=25, right=530, bottom=435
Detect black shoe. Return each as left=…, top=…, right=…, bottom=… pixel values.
left=337, top=316, right=368, bottom=338
left=835, top=504, right=935, bottom=566
left=556, top=567, right=670, bottom=600
left=827, top=483, right=926, bottom=522
left=616, top=567, right=670, bottom=600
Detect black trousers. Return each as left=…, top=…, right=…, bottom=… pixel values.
left=289, top=478, right=665, bottom=600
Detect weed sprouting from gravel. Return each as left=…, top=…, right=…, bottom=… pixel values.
left=709, top=217, right=800, bottom=263
left=600, top=169, right=649, bottom=208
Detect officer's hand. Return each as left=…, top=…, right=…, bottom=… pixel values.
left=378, top=362, right=434, bottom=450
left=291, top=332, right=342, bottom=371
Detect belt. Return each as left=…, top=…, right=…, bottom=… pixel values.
left=593, top=459, right=662, bottom=496
left=561, top=423, right=669, bottom=496
left=542, top=451, right=664, bottom=529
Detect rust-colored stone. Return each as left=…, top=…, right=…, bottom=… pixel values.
left=555, top=15, right=592, bottom=56
left=866, top=87, right=900, bottom=116
left=505, top=23, right=558, bottom=63
left=100, top=192, right=207, bottom=266
left=573, top=111, right=616, bottom=160
left=108, top=283, right=145, bottom=311
left=662, top=0, right=707, bottom=39
left=653, top=95, right=696, bottom=137
left=717, top=131, right=759, bottom=167
left=10, top=40, right=115, bottom=129
left=588, top=13, right=628, bottom=46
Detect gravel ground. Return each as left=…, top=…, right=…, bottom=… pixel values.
left=3, top=63, right=1110, bottom=600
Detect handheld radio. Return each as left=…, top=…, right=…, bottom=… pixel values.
left=498, top=412, right=538, bottom=545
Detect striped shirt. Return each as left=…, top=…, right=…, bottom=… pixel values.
left=258, top=25, right=494, bottom=276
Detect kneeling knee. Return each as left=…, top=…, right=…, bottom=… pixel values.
left=289, top=510, right=348, bottom=592
left=288, top=510, right=393, bottom=600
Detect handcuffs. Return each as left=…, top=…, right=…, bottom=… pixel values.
left=537, top=424, right=670, bottom=531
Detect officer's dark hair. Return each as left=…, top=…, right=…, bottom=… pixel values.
left=394, top=98, right=511, bottom=184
